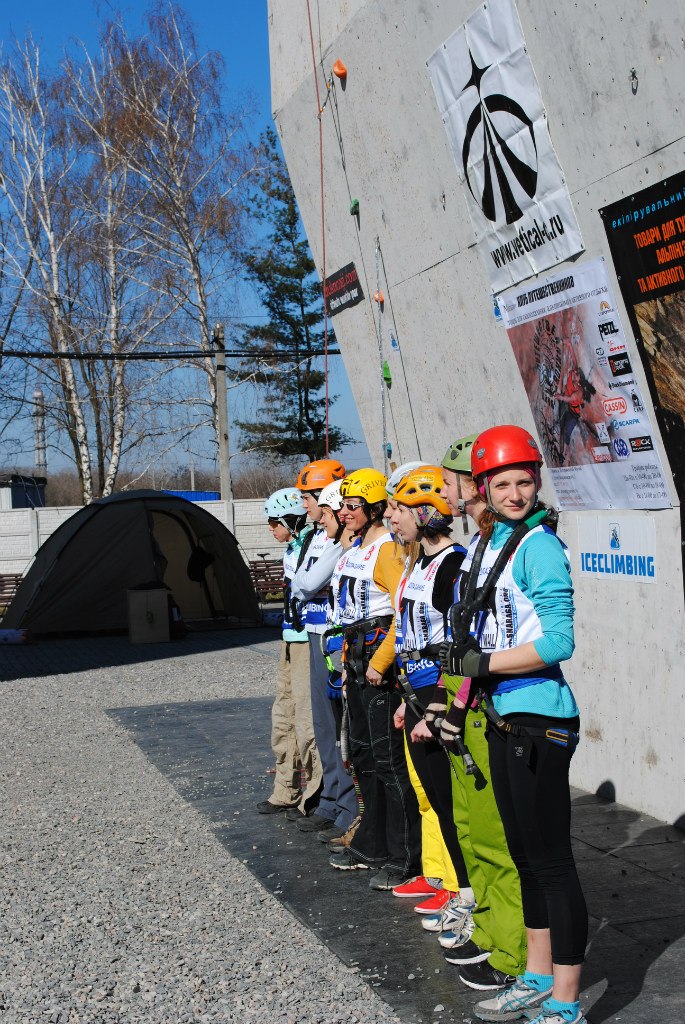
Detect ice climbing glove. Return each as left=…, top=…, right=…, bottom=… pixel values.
left=439, top=701, right=468, bottom=753
left=424, top=697, right=447, bottom=739
left=439, top=636, right=491, bottom=678
left=326, top=670, right=344, bottom=701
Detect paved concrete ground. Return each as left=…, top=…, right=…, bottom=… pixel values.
left=1, top=628, right=684, bottom=1023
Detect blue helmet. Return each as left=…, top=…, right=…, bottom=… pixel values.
left=264, top=488, right=307, bottom=527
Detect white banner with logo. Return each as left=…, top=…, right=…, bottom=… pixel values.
left=499, top=258, right=672, bottom=510
left=577, top=515, right=657, bottom=584
left=427, top=0, right=584, bottom=292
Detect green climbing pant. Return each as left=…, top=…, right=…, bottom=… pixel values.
left=444, top=676, right=527, bottom=976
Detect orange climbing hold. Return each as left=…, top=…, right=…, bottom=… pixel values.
left=333, top=59, right=348, bottom=81
left=373, top=290, right=385, bottom=304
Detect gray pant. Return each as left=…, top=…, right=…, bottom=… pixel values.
left=308, top=634, right=358, bottom=828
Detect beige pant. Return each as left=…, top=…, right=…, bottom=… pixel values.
left=270, top=640, right=322, bottom=811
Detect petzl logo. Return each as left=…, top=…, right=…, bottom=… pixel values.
left=460, top=50, right=537, bottom=224
left=598, top=320, right=620, bottom=337
left=629, top=435, right=654, bottom=453
left=603, top=396, right=627, bottom=416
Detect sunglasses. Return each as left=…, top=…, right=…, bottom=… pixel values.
left=342, top=501, right=364, bottom=511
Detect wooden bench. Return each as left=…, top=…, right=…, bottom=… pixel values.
left=248, top=555, right=285, bottom=603
left=0, top=573, right=23, bottom=616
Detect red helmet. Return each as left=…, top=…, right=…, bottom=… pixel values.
left=471, top=425, right=543, bottom=479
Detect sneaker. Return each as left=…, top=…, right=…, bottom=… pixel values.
left=443, top=939, right=491, bottom=965
left=414, top=889, right=455, bottom=914
left=526, top=1003, right=587, bottom=1024
left=369, top=865, right=408, bottom=890
left=474, top=978, right=553, bottom=1021
left=438, top=912, right=475, bottom=949
left=318, top=824, right=346, bottom=842
left=256, top=800, right=297, bottom=814
left=296, top=813, right=336, bottom=833
left=421, top=892, right=474, bottom=934
left=327, top=815, right=361, bottom=850
left=329, top=847, right=378, bottom=871
left=392, top=876, right=440, bottom=899
left=459, top=960, right=515, bottom=991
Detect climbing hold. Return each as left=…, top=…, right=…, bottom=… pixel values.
left=349, top=198, right=360, bottom=216
left=383, top=360, right=392, bottom=388
left=333, top=59, right=347, bottom=81
left=385, top=443, right=393, bottom=458
left=389, top=332, right=399, bottom=351
left=373, top=290, right=385, bottom=305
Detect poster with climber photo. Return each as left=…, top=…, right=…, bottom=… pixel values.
left=499, top=258, right=671, bottom=511
left=427, top=0, right=584, bottom=292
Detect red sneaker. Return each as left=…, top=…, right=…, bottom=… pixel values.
left=392, top=876, right=440, bottom=899
left=414, top=889, right=456, bottom=914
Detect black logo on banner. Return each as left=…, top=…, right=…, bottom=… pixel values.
left=460, top=50, right=538, bottom=224
left=629, top=435, right=654, bottom=453
left=598, top=320, right=620, bottom=337
left=324, top=263, right=364, bottom=317
left=608, top=352, right=633, bottom=377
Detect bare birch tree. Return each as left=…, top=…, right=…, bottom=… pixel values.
left=100, top=3, right=258, bottom=451
left=0, top=5, right=255, bottom=501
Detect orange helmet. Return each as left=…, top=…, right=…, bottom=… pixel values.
left=471, top=425, right=543, bottom=479
left=296, top=459, right=346, bottom=493
left=392, top=466, right=451, bottom=516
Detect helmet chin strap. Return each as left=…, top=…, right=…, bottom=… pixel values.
left=455, top=476, right=470, bottom=535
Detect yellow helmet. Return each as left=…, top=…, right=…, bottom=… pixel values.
left=393, top=466, right=451, bottom=517
left=340, top=468, right=388, bottom=505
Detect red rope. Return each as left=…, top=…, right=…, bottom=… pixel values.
left=305, top=0, right=330, bottom=457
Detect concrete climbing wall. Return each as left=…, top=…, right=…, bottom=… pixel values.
left=268, top=0, right=685, bottom=823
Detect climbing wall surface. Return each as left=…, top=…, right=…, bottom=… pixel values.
left=268, top=0, right=685, bottom=824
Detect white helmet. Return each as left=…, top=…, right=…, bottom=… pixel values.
left=385, top=461, right=430, bottom=499
left=318, top=480, right=343, bottom=512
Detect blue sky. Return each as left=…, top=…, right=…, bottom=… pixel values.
left=0, top=1, right=368, bottom=470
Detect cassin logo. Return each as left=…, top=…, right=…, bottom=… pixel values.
left=460, top=50, right=538, bottom=224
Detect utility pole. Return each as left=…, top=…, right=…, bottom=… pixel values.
left=212, top=322, right=234, bottom=530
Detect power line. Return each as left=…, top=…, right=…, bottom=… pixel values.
left=1, top=348, right=342, bottom=362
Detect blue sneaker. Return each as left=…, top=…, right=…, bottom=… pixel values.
left=474, top=977, right=553, bottom=1021
left=525, top=1003, right=587, bottom=1024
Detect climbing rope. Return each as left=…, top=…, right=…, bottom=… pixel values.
left=375, top=237, right=389, bottom=475
left=305, top=0, right=330, bottom=456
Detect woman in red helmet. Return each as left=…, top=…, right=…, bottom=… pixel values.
left=441, top=425, right=587, bottom=1024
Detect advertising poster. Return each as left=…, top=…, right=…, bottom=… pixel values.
left=499, top=259, right=672, bottom=511
left=428, top=0, right=584, bottom=293
left=600, top=172, right=685, bottom=500
left=577, top=515, right=657, bottom=584
left=324, top=263, right=364, bottom=317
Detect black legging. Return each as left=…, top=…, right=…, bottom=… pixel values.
left=404, top=701, right=470, bottom=888
left=487, top=713, right=588, bottom=966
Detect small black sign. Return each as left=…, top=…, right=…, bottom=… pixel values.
left=629, top=435, right=654, bottom=453
left=608, top=352, right=633, bottom=377
left=324, top=263, right=364, bottom=317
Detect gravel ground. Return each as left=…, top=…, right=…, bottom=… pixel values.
left=0, top=632, right=403, bottom=1024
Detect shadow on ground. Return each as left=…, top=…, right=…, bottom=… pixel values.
left=0, top=626, right=279, bottom=681
left=108, top=696, right=685, bottom=1024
